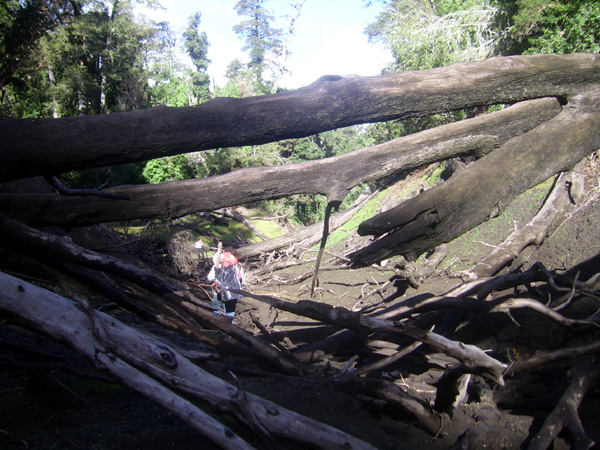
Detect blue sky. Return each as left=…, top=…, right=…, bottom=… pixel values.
left=139, top=0, right=391, bottom=89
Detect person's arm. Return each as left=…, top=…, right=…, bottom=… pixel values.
left=207, top=266, right=216, bottom=282
left=238, top=266, right=245, bottom=285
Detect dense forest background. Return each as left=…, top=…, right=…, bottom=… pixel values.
left=2, top=0, right=599, bottom=227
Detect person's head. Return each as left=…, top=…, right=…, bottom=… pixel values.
left=219, top=252, right=238, bottom=267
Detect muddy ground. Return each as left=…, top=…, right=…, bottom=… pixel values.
left=1, top=162, right=600, bottom=450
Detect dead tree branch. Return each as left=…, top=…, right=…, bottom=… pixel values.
left=460, top=170, right=584, bottom=280
left=528, top=358, right=600, bottom=450
left=354, top=88, right=600, bottom=264
left=0, top=271, right=378, bottom=450
left=237, top=290, right=508, bottom=385
left=1, top=97, right=560, bottom=227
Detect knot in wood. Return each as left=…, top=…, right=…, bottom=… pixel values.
left=266, top=407, right=279, bottom=416
left=153, top=344, right=178, bottom=369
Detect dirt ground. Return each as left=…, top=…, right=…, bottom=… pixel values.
left=1, top=163, right=600, bottom=450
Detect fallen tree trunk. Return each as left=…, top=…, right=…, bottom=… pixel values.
left=0, top=97, right=560, bottom=227
left=0, top=271, right=377, bottom=450
left=1, top=54, right=597, bottom=183
left=353, top=87, right=600, bottom=264
left=528, top=357, right=600, bottom=450
left=460, top=170, right=584, bottom=279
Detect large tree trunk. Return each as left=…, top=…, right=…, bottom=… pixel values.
left=352, top=87, right=600, bottom=264
left=0, top=97, right=559, bottom=227
left=0, top=54, right=598, bottom=182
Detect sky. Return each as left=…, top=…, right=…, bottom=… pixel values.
left=139, top=0, right=392, bottom=89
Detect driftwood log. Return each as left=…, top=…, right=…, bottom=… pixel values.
left=0, top=96, right=559, bottom=227
left=353, top=87, right=600, bottom=263
left=2, top=54, right=600, bottom=449
left=1, top=54, right=597, bottom=182
left=0, top=213, right=310, bottom=375
left=235, top=192, right=374, bottom=260
left=0, top=271, right=377, bottom=450
left=1, top=210, right=598, bottom=447
left=460, top=169, right=584, bottom=279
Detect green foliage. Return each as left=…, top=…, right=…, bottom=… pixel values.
left=204, top=143, right=283, bottom=176
left=182, top=12, right=211, bottom=103
left=232, top=0, right=282, bottom=94
left=214, top=58, right=254, bottom=97
left=288, top=127, right=373, bottom=162
left=0, top=0, right=68, bottom=90
left=251, top=218, right=285, bottom=240
left=365, top=1, right=491, bottom=159
left=63, top=163, right=146, bottom=189
left=367, top=0, right=501, bottom=71
left=149, top=75, right=190, bottom=107
left=1, top=1, right=165, bottom=118
left=0, top=0, right=70, bottom=118
left=146, top=22, right=192, bottom=107
left=142, top=154, right=208, bottom=184
left=505, top=0, right=600, bottom=54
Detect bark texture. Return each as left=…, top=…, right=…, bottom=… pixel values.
left=353, top=87, right=600, bottom=264
left=1, top=97, right=559, bottom=227
left=1, top=54, right=598, bottom=182
left=0, top=271, right=377, bottom=450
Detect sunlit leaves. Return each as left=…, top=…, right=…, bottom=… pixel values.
left=509, top=0, right=600, bottom=54
left=367, top=0, right=502, bottom=71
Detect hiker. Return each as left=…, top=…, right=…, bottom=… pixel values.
left=207, top=250, right=245, bottom=322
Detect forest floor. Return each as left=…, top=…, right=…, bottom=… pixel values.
left=1, top=158, right=600, bottom=450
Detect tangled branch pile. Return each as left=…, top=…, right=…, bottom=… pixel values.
left=1, top=156, right=599, bottom=449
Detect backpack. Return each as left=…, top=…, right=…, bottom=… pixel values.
left=215, top=264, right=242, bottom=302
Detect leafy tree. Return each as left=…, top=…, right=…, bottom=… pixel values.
left=233, top=0, right=282, bottom=94
left=146, top=21, right=192, bottom=107
left=182, top=12, right=211, bottom=103
left=0, top=0, right=69, bottom=91
left=500, top=0, right=600, bottom=55
left=363, top=0, right=490, bottom=192
left=142, top=154, right=207, bottom=184
left=0, top=0, right=72, bottom=118
left=270, top=0, right=306, bottom=93
left=214, top=58, right=256, bottom=97
left=367, top=0, right=501, bottom=71
left=289, top=127, right=373, bottom=162
left=2, top=0, right=163, bottom=118
left=63, top=163, right=146, bottom=188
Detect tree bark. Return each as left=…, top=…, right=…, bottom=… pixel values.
left=0, top=97, right=559, bottom=227
left=1, top=54, right=597, bottom=182
left=0, top=213, right=312, bottom=375
left=528, top=358, right=600, bottom=450
left=353, top=87, right=600, bottom=264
